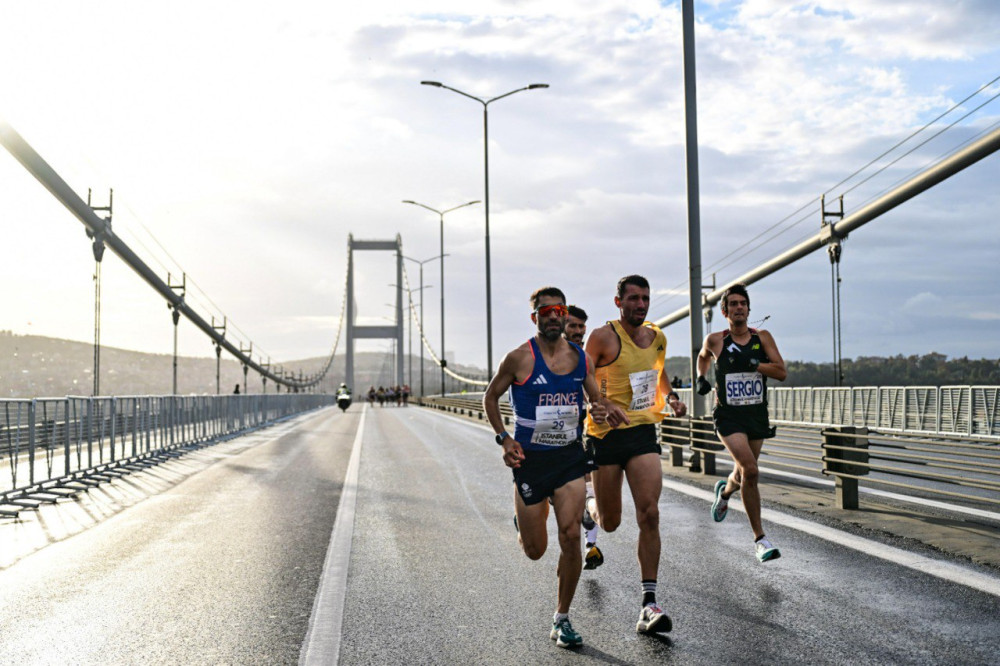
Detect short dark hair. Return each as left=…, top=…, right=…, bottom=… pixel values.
left=617, top=275, right=650, bottom=298
left=530, top=286, right=566, bottom=310
left=720, top=283, right=750, bottom=314
left=567, top=305, right=588, bottom=321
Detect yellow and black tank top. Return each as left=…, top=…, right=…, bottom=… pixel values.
left=585, top=320, right=667, bottom=439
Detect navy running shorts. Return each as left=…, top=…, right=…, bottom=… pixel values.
left=587, top=423, right=661, bottom=468
left=512, top=442, right=593, bottom=506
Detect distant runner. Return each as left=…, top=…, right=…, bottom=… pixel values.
left=697, top=282, right=787, bottom=562
left=564, top=304, right=603, bottom=571
left=483, top=286, right=621, bottom=649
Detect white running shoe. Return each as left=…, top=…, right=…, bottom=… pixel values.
left=755, top=536, right=781, bottom=562
left=636, top=603, right=672, bottom=634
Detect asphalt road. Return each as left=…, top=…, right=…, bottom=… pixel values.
left=1, top=404, right=998, bottom=665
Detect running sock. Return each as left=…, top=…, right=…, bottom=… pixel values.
left=755, top=534, right=766, bottom=543
left=585, top=480, right=594, bottom=498
left=553, top=611, right=568, bottom=623
left=586, top=525, right=598, bottom=546
left=641, top=580, right=657, bottom=607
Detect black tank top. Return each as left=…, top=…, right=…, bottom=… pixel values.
left=714, top=330, right=769, bottom=417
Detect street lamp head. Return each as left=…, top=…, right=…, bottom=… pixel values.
left=528, top=84, right=549, bottom=89
left=421, top=81, right=443, bottom=87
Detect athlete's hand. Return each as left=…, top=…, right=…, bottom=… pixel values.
left=668, top=395, right=687, bottom=417
left=589, top=400, right=608, bottom=424
left=696, top=375, right=713, bottom=395
left=501, top=438, right=525, bottom=468
left=604, top=401, right=630, bottom=428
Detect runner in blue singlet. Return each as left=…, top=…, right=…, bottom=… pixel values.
left=484, top=286, right=624, bottom=649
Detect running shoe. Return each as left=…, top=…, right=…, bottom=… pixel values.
left=584, top=544, right=604, bottom=570
left=711, top=479, right=729, bottom=522
left=636, top=603, right=672, bottom=634
left=755, top=536, right=781, bottom=562
left=550, top=617, right=583, bottom=648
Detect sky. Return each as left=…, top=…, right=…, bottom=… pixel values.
left=1, top=0, right=999, bottom=384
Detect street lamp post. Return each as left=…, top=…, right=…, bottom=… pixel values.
left=402, top=199, right=479, bottom=395
left=420, top=80, right=548, bottom=378
left=399, top=258, right=438, bottom=397
left=391, top=279, right=432, bottom=396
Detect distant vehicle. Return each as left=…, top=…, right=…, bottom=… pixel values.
left=336, top=384, right=352, bottom=412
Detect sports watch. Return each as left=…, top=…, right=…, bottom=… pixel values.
left=495, top=431, right=510, bottom=445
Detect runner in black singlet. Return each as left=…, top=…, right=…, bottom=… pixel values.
left=696, top=283, right=787, bottom=562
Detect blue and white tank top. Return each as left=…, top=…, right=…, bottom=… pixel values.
left=508, top=338, right=588, bottom=451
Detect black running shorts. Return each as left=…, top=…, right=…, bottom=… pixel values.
left=587, top=423, right=661, bottom=468
left=713, top=405, right=776, bottom=441
left=512, top=442, right=593, bottom=506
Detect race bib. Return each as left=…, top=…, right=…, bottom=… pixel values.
left=628, top=369, right=658, bottom=411
left=531, top=405, right=580, bottom=446
left=725, top=372, right=764, bottom=406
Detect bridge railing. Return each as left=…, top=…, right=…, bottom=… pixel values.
left=0, top=394, right=333, bottom=515
left=768, top=386, right=1000, bottom=438
left=418, top=390, right=1000, bottom=514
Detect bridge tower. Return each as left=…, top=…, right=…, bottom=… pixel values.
left=345, top=234, right=405, bottom=391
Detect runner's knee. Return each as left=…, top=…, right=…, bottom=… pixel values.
left=636, top=501, right=659, bottom=532
left=739, top=461, right=759, bottom=487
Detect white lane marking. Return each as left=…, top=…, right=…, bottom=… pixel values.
left=424, top=410, right=1000, bottom=598
left=664, top=478, right=1000, bottom=598
left=299, top=405, right=366, bottom=666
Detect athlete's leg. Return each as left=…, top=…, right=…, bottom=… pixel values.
left=514, top=487, right=550, bottom=560
left=718, top=432, right=763, bottom=539
left=623, top=452, right=662, bottom=580
left=590, top=464, right=625, bottom=532
left=551, top=476, right=585, bottom=614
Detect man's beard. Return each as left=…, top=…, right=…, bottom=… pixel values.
left=540, top=324, right=565, bottom=341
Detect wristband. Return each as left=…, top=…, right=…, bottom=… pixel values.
left=495, top=431, right=510, bottom=445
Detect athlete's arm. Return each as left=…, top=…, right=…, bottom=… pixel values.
left=583, top=352, right=628, bottom=428
left=483, top=349, right=527, bottom=468
left=757, top=330, right=787, bottom=382
left=584, top=324, right=617, bottom=367
left=659, top=363, right=687, bottom=417
left=696, top=332, right=721, bottom=377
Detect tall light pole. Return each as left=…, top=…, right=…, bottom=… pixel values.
left=420, top=80, right=548, bottom=377
left=400, top=257, right=439, bottom=397
left=402, top=199, right=479, bottom=395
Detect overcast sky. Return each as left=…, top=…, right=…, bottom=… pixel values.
left=2, top=0, right=998, bottom=383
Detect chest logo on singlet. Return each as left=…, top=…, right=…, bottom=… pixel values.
left=726, top=343, right=740, bottom=353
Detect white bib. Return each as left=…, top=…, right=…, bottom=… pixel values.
left=724, top=372, right=764, bottom=406
left=530, top=404, right=580, bottom=446
left=628, top=369, right=658, bottom=411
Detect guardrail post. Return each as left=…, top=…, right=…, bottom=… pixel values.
left=822, top=426, right=869, bottom=510
left=64, top=397, right=72, bottom=477
left=692, top=418, right=716, bottom=475
left=28, top=399, right=36, bottom=486
left=660, top=418, right=685, bottom=467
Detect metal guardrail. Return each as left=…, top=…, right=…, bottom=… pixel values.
left=420, top=394, right=1000, bottom=514
left=0, top=394, right=333, bottom=516
left=768, top=385, right=1000, bottom=438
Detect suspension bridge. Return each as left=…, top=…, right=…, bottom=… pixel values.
left=2, top=98, right=1000, bottom=664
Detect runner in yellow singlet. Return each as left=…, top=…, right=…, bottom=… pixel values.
left=584, top=275, right=686, bottom=635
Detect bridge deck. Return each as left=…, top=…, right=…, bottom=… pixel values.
left=0, top=405, right=998, bottom=664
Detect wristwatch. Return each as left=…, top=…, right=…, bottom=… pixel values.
left=495, top=431, right=510, bottom=445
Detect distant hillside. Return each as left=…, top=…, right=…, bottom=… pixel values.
left=0, top=332, right=486, bottom=398
left=2, top=332, right=994, bottom=398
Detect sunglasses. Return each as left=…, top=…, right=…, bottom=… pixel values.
left=534, top=304, right=568, bottom=317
